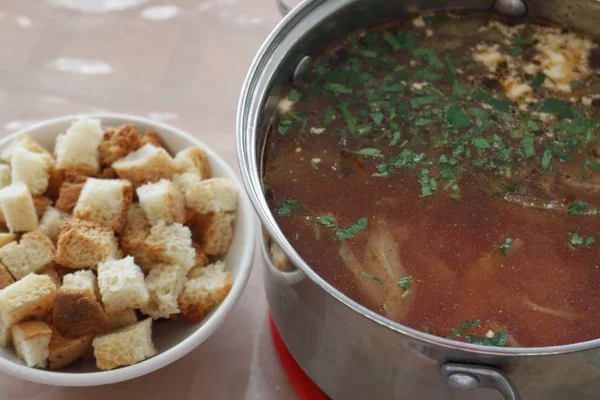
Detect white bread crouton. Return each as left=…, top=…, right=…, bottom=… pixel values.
left=11, top=148, right=53, bottom=195
left=48, top=330, right=92, bottom=370
left=0, top=182, right=38, bottom=232
left=54, top=118, right=104, bottom=175
left=119, top=204, right=152, bottom=271
left=106, top=308, right=137, bottom=331
left=52, top=286, right=108, bottom=338
left=271, top=242, right=291, bottom=272
left=98, top=124, right=141, bottom=167
left=192, top=243, right=209, bottom=269
left=141, top=264, right=186, bottom=320
left=73, top=178, right=133, bottom=232
left=136, top=179, right=185, bottom=225
left=0, top=233, right=16, bottom=248
left=55, top=219, right=118, bottom=270
left=33, top=196, right=52, bottom=218
left=144, top=221, right=195, bottom=272
left=97, top=256, right=149, bottom=313
left=172, top=172, right=201, bottom=198
left=0, top=232, right=55, bottom=280
left=38, top=206, right=68, bottom=243
left=185, top=178, right=238, bottom=214
left=178, top=261, right=232, bottom=322
left=112, top=144, right=177, bottom=189
left=174, top=147, right=211, bottom=180
left=0, top=135, right=49, bottom=163
left=0, top=164, right=10, bottom=189
left=39, top=265, right=61, bottom=288
left=0, top=273, right=57, bottom=345
left=189, top=211, right=236, bottom=256
left=140, top=132, right=168, bottom=151
left=0, top=263, right=14, bottom=289
left=62, top=270, right=99, bottom=301
left=93, top=318, right=156, bottom=370
left=12, top=320, right=52, bottom=368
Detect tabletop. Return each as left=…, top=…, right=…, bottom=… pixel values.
left=0, top=0, right=298, bottom=399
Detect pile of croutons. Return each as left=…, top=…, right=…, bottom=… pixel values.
left=0, top=118, right=237, bottom=371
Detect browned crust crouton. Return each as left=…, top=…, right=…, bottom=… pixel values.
left=33, top=196, right=53, bottom=218
left=188, top=211, right=236, bottom=256
left=99, top=124, right=142, bottom=167
left=48, top=329, right=93, bottom=370
left=0, top=262, right=14, bottom=289
left=55, top=181, right=85, bottom=213
left=140, top=132, right=170, bottom=153
left=119, top=204, right=152, bottom=271
left=45, top=166, right=65, bottom=201
left=54, top=219, right=118, bottom=270
left=52, top=287, right=108, bottom=338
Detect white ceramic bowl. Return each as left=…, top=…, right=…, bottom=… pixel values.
left=0, top=113, right=255, bottom=386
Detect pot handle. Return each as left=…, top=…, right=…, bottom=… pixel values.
left=276, top=0, right=297, bottom=15
left=439, top=363, right=521, bottom=400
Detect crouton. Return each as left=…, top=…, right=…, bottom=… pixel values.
left=119, top=204, right=152, bottom=271
left=33, top=196, right=52, bottom=218
left=172, top=172, right=201, bottom=197
left=140, top=132, right=169, bottom=152
left=141, top=264, right=186, bottom=320
left=144, top=221, right=195, bottom=272
left=106, top=308, right=137, bottom=331
left=93, top=318, right=156, bottom=370
left=0, top=164, right=10, bottom=189
left=0, top=263, right=14, bottom=289
left=73, top=178, right=133, bottom=232
left=112, top=144, right=177, bottom=189
left=0, top=135, right=49, bottom=163
left=99, top=167, right=116, bottom=179
left=270, top=242, right=291, bottom=272
left=97, top=256, right=149, bottom=313
left=136, top=179, right=185, bottom=225
left=189, top=211, right=236, bottom=256
left=39, top=265, right=61, bottom=288
left=174, top=147, right=211, bottom=180
left=55, top=180, right=85, bottom=213
left=0, top=182, right=38, bottom=232
left=0, top=273, right=57, bottom=345
left=52, top=287, right=108, bottom=338
left=54, top=118, right=104, bottom=175
left=0, top=233, right=16, bottom=248
left=11, top=148, right=53, bottom=195
left=48, top=330, right=92, bottom=370
left=12, top=320, right=53, bottom=368
left=0, top=232, right=55, bottom=280
left=45, top=167, right=64, bottom=201
left=185, top=178, right=238, bottom=214
left=62, top=270, right=99, bottom=300
left=38, top=206, right=68, bottom=243
left=98, top=124, right=141, bottom=167
left=178, top=262, right=232, bottom=322
left=192, top=243, right=209, bottom=269
left=54, top=219, right=118, bottom=270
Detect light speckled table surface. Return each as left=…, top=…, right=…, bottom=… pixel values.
left=0, top=0, right=297, bottom=399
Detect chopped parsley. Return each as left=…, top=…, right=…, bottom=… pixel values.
left=359, top=272, right=383, bottom=284
left=567, top=201, right=599, bottom=216
left=569, top=233, right=596, bottom=249
left=417, top=168, right=438, bottom=197
left=355, top=148, right=384, bottom=158
left=522, top=133, right=535, bottom=158
left=583, top=159, right=600, bottom=171
left=335, top=217, right=368, bottom=241
left=326, top=83, right=353, bottom=94
left=449, top=319, right=480, bottom=337
left=397, top=276, right=412, bottom=298
left=446, top=104, right=471, bottom=128
left=288, top=89, right=301, bottom=102
left=275, top=199, right=306, bottom=217
left=314, top=213, right=337, bottom=227
left=466, top=331, right=509, bottom=347
left=498, top=237, right=512, bottom=257
left=530, top=72, right=546, bottom=88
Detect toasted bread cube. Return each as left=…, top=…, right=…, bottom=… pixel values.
left=52, top=287, right=108, bottom=338
left=39, top=265, right=61, bottom=288
left=98, top=256, right=149, bottom=313
left=112, top=144, right=176, bottom=189
left=136, top=179, right=185, bottom=225
left=0, top=164, right=10, bottom=189
left=174, top=147, right=211, bottom=180
left=93, top=318, right=156, bottom=370
left=38, top=206, right=68, bottom=243
left=73, top=178, right=133, bottom=232
left=172, top=172, right=201, bottom=198
left=62, top=270, right=99, bottom=301
left=140, top=132, right=168, bottom=151
left=144, top=220, right=195, bottom=272
left=98, top=124, right=141, bottom=167
left=12, top=320, right=52, bottom=368
left=45, top=166, right=64, bottom=201
left=55, top=219, right=118, bottom=270
left=0, top=263, right=14, bottom=289
left=271, top=242, right=291, bottom=272
left=0, top=135, right=49, bottom=163
left=55, top=118, right=104, bottom=175
left=0, top=182, right=38, bottom=232
left=185, top=178, right=238, bottom=214
left=119, top=204, right=152, bottom=271
left=48, top=330, right=92, bottom=370
left=0, top=274, right=57, bottom=345
left=0, top=233, right=16, bottom=249
left=106, top=308, right=138, bottom=331
left=0, top=232, right=55, bottom=280
left=192, top=243, right=209, bottom=269
left=55, top=180, right=85, bottom=213
left=33, top=196, right=52, bottom=218
left=178, top=262, right=232, bottom=322
left=11, top=148, right=53, bottom=196
left=141, top=264, right=186, bottom=319
left=190, top=211, right=236, bottom=256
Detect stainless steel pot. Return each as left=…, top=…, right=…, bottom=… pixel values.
left=237, top=1, right=600, bottom=398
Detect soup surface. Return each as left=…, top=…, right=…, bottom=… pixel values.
left=263, top=11, right=600, bottom=347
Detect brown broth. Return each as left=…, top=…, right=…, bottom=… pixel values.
left=263, top=11, right=600, bottom=347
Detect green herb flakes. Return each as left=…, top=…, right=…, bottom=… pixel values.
left=314, top=213, right=337, bottom=228
left=498, top=237, right=512, bottom=257
left=569, top=233, right=596, bottom=249
left=338, top=103, right=357, bottom=135
left=355, top=148, right=384, bottom=158
left=472, top=137, right=491, bottom=149
left=447, top=104, right=470, bottom=128
left=449, top=320, right=481, bottom=337
left=288, top=89, right=301, bottom=102
left=568, top=201, right=599, bottom=216
left=583, top=159, right=600, bottom=171
left=360, top=272, right=383, bottom=284
left=412, top=47, right=444, bottom=68
left=275, top=199, right=305, bottom=217
left=466, top=331, right=509, bottom=347
left=382, top=31, right=401, bottom=50
left=410, top=95, right=440, bottom=108
left=539, top=98, right=576, bottom=119
left=522, top=133, right=536, bottom=158
left=371, top=112, right=384, bottom=125
left=541, top=147, right=553, bottom=172
left=335, top=217, right=368, bottom=241
left=322, top=106, right=335, bottom=126
left=396, top=276, right=411, bottom=290
left=326, top=83, right=353, bottom=94
left=417, top=168, right=438, bottom=197
left=530, top=72, right=546, bottom=88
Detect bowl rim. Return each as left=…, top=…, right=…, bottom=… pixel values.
left=0, top=113, right=256, bottom=386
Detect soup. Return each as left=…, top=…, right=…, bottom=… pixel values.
left=262, top=11, right=600, bottom=347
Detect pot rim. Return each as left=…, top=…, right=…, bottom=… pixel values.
left=236, top=0, right=600, bottom=356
